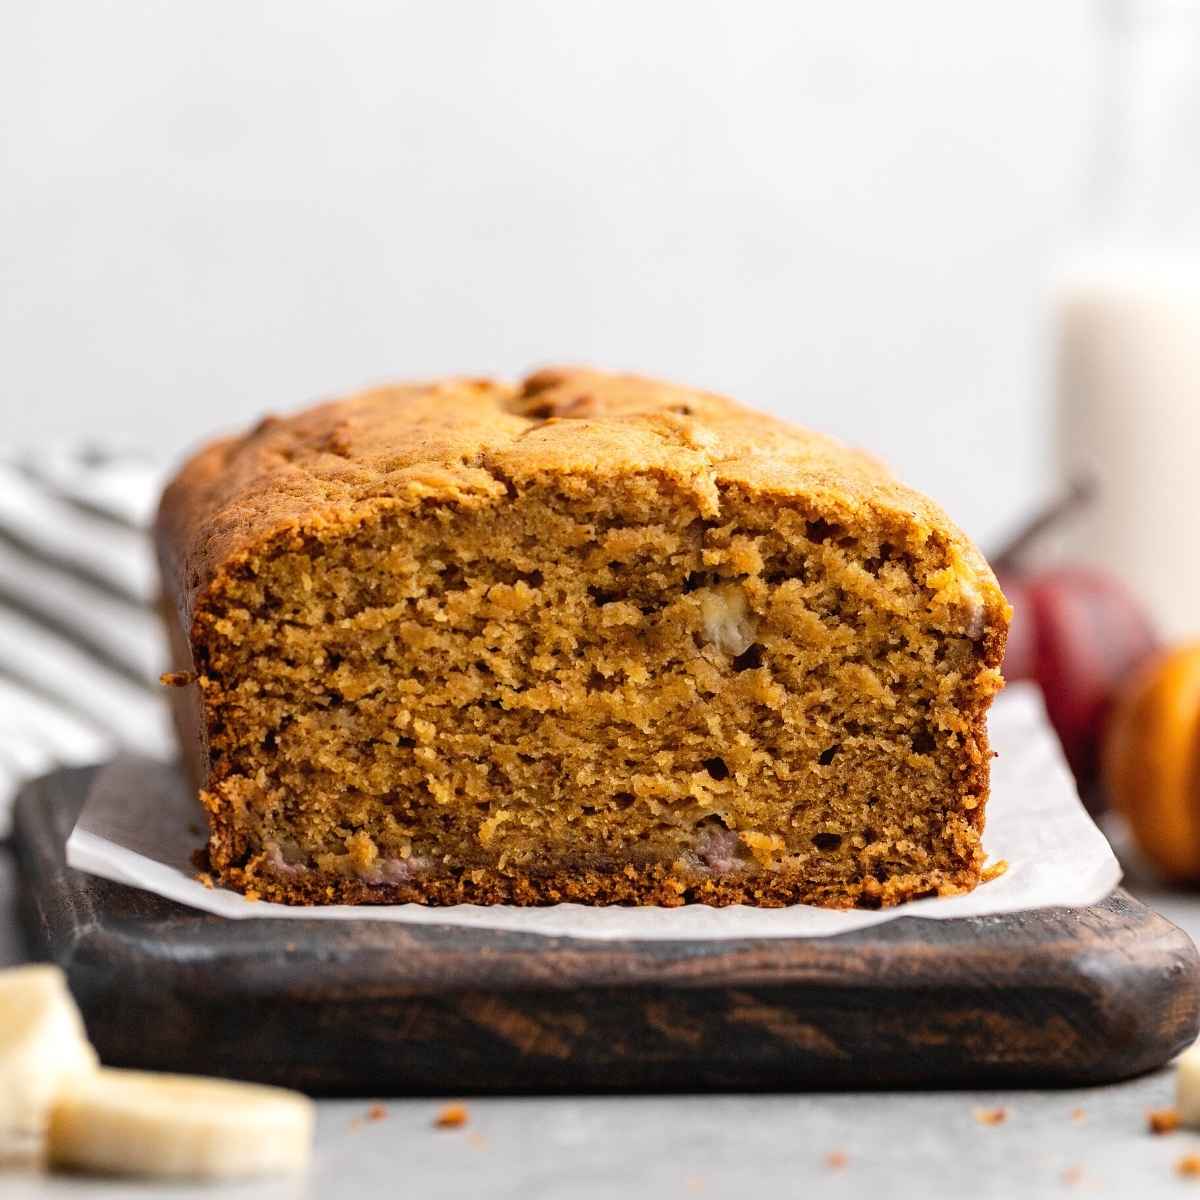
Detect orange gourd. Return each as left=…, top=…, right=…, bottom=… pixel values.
left=1103, top=644, right=1200, bottom=881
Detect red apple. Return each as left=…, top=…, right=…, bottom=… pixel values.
left=997, top=566, right=1158, bottom=802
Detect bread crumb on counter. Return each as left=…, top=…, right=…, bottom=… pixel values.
left=1177, top=1153, right=1200, bottom=1178
left=434, top=1103, right=469, bottom=1129
left=972, top=1106, right=1008, bottom=1126
left=1148, top=1107, right=1179, bottom=1135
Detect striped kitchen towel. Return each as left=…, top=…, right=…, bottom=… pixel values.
left=0, top=447, right=174, bottom=837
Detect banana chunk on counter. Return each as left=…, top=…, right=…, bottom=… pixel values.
left=0, top=965, right=98, bottom=1165
left=48, top=1068, right=314, bottom=1179
left=1177, top=1041, right=1200, bottom=1128
left=1, top=965, right=312, bottom=1179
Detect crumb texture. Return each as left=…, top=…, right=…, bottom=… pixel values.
left=156, top=368, right=1008, bottom=908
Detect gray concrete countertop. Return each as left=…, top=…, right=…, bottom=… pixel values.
left=3, top=844, right=1199, bottom=1200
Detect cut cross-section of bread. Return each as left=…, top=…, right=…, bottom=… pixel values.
left=156, top=368, right=1009, bottom=907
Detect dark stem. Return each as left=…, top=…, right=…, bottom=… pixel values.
left=990, top=476, right=1096, bottom=573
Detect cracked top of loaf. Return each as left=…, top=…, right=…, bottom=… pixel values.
left=157, top=367, right=1004, bottom=633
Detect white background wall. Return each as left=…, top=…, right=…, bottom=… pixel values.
left=1, top=0, right=1097, bottom=548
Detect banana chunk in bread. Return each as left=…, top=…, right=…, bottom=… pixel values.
left=156, top=368, right=1008, bottom=907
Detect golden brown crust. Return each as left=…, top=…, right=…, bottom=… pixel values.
left=156, top=368, right=1006, bottom=634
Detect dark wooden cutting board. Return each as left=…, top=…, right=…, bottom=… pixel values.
left=12, top=763, right=1200, bottom=1094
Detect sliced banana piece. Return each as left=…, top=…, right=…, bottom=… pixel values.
left=48, top=1068, right=314, bottom=1179
left=1177, top=1041, right=1200, bottom=1128
left=0, top=965, right=98, bottom=1165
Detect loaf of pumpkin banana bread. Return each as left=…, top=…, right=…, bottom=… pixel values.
left=156, top=368, right=1009, bottom=907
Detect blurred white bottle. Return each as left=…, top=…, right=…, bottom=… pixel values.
left=1055, top=0, right=1200, bottom=640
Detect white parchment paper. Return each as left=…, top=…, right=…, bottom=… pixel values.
left=65, top=682, right=1121, bottom=940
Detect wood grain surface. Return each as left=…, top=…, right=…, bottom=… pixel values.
left=12, top=763, right=1200, bottom=1093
